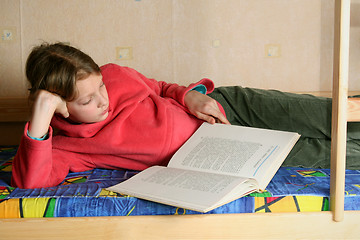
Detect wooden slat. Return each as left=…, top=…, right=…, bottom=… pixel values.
left=330, top=0, right=351, bottom=222
left=293, top=91, right=360, bottom=98
left=1, top=211, right=360, bottom=240
left=0, top=98, right=30, bottom=145
left=0, top=98, right=30, bottom=122
left=347, top=98, right=360, bottom=121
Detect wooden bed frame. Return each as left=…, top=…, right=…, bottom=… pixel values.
left=1, top=1, right=360, bottom=239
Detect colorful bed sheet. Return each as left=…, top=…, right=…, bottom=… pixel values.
left=0, top=146, right=359, bottom=218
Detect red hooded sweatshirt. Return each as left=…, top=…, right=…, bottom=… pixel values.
left=11, top=64, right=223, bottom=189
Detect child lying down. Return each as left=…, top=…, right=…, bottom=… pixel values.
left=11, top=42, right=360, bottom=189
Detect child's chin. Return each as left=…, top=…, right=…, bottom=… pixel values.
left=95, top=112, right=109, bottom=123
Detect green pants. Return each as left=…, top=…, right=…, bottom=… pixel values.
left=209, top=86, right=360, bottom=169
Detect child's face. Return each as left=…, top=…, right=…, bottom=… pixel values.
left=66, top=73, right=109, bottom=123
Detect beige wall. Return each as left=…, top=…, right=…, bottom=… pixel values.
left=0, top=0, right=359, bottom=98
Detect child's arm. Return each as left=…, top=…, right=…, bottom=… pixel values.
left=103, top=64, right=229, bottom=125
left=11, top=90, right=70, bottom=189
left=151, top=78, right=229, bottom=124
left=28, top=90, right=69, bottom=139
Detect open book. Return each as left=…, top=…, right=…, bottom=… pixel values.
left=107, top=123, right=300, bottom=212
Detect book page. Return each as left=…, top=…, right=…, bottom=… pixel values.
left=107, top=166, right=257, bottom=212
left=168, top=123, right=300, bottom=187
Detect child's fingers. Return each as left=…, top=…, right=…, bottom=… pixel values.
left=55, top=98, right=70, bottom=118
left=202, top=105, right=230, bottom=125
left=59, top=107, right=69, bottom=118
left=196, top=110, right=229, bottom=125
left=212, top=111, right=230, bottom=125
left=60, top=109, right=70, bottom=118
left=196, top=112, right=216, bottom=124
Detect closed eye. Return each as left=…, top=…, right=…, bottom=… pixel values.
left=82, top=98, right=92, bottom=105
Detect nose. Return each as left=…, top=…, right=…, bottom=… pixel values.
left=97, top=93, right=108, bottom=108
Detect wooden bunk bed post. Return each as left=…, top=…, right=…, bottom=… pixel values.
left=330, top=0, right=350, bottom=222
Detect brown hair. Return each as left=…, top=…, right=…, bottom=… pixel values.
left=26, top=42, right=101, bottom=101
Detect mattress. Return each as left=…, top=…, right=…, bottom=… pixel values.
left=1, top=146, right=359, bottom=218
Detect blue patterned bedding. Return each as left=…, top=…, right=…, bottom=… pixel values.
left=1, top=146, right=359, bottom=218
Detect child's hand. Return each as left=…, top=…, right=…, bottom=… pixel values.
left=28, top=90, right=69, bottom=139
left=33, top=90, right=69, bottom=118
left=184, top=90, right=230, bottom=125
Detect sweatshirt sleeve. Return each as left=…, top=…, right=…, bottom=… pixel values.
left=101, top=64, right=216, bottom=107
left=145, top=77, right=215, bottom=106
left=11, top=123, right=69, bottom=189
